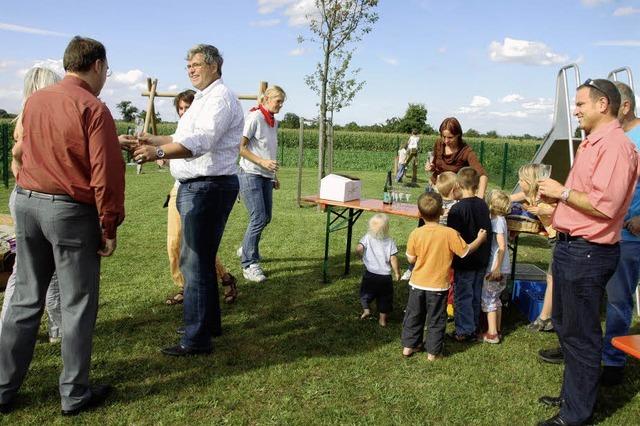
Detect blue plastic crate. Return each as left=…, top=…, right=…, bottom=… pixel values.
left=512, top=280, right=546, bottom=322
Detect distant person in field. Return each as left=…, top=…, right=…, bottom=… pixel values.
left=1, top=67, right=63, bottom=345
left=402, top=129, right=420, bottom=180
left=161, top=90, right=238, bottom=307
left=355, top=213, right=400, bottom=327
left=425, top=117, right=488, bottom=198
left=237, top=85, right=286, bottom=283
left=133, top=44, right=243, bottom=357
left=0, top=36, right=125, bottom=415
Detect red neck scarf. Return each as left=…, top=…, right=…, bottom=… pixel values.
left=250, top=104, right=275, bottom=127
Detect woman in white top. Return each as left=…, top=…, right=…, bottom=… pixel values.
left=238, top=86, right=286, bottom=282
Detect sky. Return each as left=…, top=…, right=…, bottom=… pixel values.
left=1, top=0, right=639, bottom=137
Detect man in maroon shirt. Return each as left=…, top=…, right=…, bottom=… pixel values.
left=0, top=36, right=124, bottom=416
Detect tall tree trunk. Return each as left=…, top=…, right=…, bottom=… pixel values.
left=318, top=43, right=331, bottom=191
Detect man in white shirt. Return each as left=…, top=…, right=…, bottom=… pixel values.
left=133, top=44, right=244, bottom=356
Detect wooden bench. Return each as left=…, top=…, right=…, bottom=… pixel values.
left=612, top=335, right=640, bottom=360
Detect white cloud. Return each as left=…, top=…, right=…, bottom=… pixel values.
left=489, top=111, right=529, bottom=118
left=17, top=59, right=64, bottom=77
left=0, top=88, right=22, bottom=101
left=501, top=94, right=523, bottom=103
left=489, top=37, right=569, bottom=66
left=382, top=57, right=398, bottom=66
left=0, top=60, right=17, bottom=69
left=613, top=6, right=640, bottom=16
left=289, top=47, right=305, bottom=56
left=437, top=47, right=447, bottom=54
left=257, top=0, right=318, bottom=27
left=0, top=22, right=69, bottom=37
left=581, top=0, right=610, bottom=6
left=595, top=40, right=640, bottom=47
left=521, top=98, right=553, bottom=111
left=470, top=96, right=491, bottom=108
left=167, top=84, right=178, bottom=91
left=250, top=18, right=281, bottom=27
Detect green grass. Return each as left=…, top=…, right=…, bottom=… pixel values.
left=0, top=167, right=638, bottom=425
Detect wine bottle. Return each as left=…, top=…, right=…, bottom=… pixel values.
left=383, top=171, right=392, bottom=204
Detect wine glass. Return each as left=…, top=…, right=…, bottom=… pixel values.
left=426, top=150, right=434, bottom=165
left=538, top=164, right=552, bottom=180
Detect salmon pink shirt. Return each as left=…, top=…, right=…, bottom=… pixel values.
left=552, top=119, right=638, bottom=244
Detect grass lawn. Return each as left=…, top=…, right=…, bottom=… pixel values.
left=0, top=166, right=638, bottom=425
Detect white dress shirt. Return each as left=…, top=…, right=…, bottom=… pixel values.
left=170, top=78, right=244, bottom=180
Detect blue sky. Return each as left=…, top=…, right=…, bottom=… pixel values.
left=1, top=0, right=639, bottom=136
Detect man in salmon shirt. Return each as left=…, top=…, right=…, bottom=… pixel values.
left=0, top=36, right=125, bottom=416
left=537, top=79, right=638, bottom=426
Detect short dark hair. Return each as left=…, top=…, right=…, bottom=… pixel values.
left=578, top=78, right=621, bottom=117
left=63, top=36, right=106, bottom=73
left=187, top=44, right=223, bottom=76
left=174, top=89, right=196, bottom=113
left=457, top=166, right=479, bottom=191
left=417, top=192, right=443, bottom=222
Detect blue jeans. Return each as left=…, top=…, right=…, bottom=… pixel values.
left=239, top=171, right=273, bottom=268
left=552, top=239, right=619, bottom=424
left=176, top=176, right=238, bottom=350
left=603, top=240, right=640, bottom=367
left=453, top=269, right=484, bottom=336
left=396, top=164, right=406, bottom=182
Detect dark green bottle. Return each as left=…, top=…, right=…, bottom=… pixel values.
left=383, top=171, right=392, bottom=204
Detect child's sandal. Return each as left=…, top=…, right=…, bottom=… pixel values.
left=221, top=274, right=238, bottom=304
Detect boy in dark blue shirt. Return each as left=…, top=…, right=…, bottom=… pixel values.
left=447, top=167, right=492, bottom=341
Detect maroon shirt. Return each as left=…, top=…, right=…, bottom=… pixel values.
left=17, top=75, right=125, bottom=239
left=429, top=138, right=487, bottom=183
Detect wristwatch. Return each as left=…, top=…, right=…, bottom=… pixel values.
left=156, top=147, right=165, bottom=159
left=560, top=188, right=571, bottom=203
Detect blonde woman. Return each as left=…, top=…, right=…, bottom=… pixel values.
left=511, top=164, right=557, bottom=332
left=1, top=67, right=63, bottom=343
left=238, top=86, right=286, bottom=282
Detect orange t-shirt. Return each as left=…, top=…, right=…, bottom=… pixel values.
left=406, top=223, right=469, bottom=291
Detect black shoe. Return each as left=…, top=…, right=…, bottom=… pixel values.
left=61, top=384, right=112, bottom=416
left=538, top=395, right=564, bottom=407
left=538, top=347, right=564, bottom=364
left=537, top=414, right=570, bottom=426
left=446, top=332, right=477, bottom=343
left=161, top=344, right=212, bottom=357
left=600, top=365, right=624, bottom=387
left=0, top=400, right=14, bottom=415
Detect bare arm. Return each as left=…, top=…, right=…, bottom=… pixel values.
left=486, top=232, right=506, bottom=281
left=465, top=229, right=488, bottom=255
left=510, top=191, right=526, bottom=203
left=390, top=255, right=400, bottom=281
left=477, top=175, right=488, bottom=199
left=11, top=141, right=23, bottom=178
left=356, top=243, right=364, bottom=257
left=239, top=136, right=278, bottom=173
left=538, top=179, right=609, bottom=219
left=133, top=134, right=193, bottom=162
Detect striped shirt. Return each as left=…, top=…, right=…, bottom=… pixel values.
left=170, top=78, right=244, bottom=180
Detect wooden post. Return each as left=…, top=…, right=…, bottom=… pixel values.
left=144, top=78, right=158, bottom=135
left=297, top=117, right=304, bottom=207
left=327, top=122, right=334, bottom=174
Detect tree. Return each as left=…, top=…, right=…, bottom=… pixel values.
left=399, top=103, right=430, bottom=134
left=485, top=130, right=499, bottom=138
left=137, top=110, right=162, bottom=123
left=116, top=101, right=139, bottom=122
left=0, top=109, right=16, bottom=119
left=300, top=0, right=378, bottom=183
left=279, top=112, right=301, bottom=129
left=465, top=128, right=481, bottom=137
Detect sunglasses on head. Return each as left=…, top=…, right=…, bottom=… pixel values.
left=583, top=79, right=610, bottom=102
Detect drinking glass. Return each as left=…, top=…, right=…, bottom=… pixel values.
left=538, top=164, right=552, bottom=180
left=426, top=151, right=434, bottom=165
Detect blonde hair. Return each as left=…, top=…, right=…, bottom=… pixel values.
left=487, top=190, right=511, bottom=216
left=518, top=163, right=541, bottom=203
left=435, top=171, right=457, bottom=197
left=14, top=67, right=61, bottom=124
left=261, top=85, right=286, bottom=104
left=367, top=213, right=390, bottom=240
left=456, top=166, right=479, bottom=191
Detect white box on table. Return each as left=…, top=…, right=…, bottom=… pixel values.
left=319, top=174, right=361, bottom=202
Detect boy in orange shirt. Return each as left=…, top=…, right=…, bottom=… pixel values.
left=402, top=192, right=487, bottom=360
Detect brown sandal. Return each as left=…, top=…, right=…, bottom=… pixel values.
left=165, top=290, right=184, bottom=306
left=221, top=273, right=238, bottom=304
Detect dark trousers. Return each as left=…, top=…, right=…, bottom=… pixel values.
left=401, top=286, right=448, bottom=355
left=552, top=239, right=619, bottom=424
left=453, top=269, right=484, bottom=336
left=177, top=176, right=239, bottom=350
left=359, top=270, right=393, bottom=313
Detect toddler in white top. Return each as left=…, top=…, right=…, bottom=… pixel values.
left=356, top=213, right=400, bottom=326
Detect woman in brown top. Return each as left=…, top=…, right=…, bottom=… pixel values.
left=425, top=117, right=488, bottom=198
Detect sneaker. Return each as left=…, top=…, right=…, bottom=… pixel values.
left=401, top=269, right=412, bottom=281
left=527, top=317, right=554, bottom=332
left=236, top=246, right=243, bottom=258
left=481, top=333, right=500, bottom=344
left=243, top=264, right=266, bottom=283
